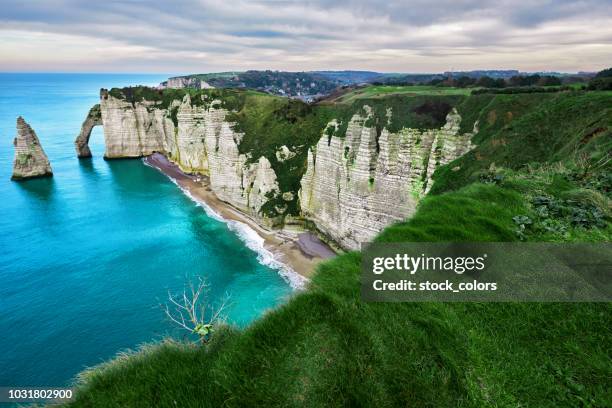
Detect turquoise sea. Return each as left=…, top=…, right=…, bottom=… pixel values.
left=0, top=74, right=293, bottom=387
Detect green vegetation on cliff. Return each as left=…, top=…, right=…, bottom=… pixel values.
left=323, top=94, right=465, bottom=137
left=432, top=91, right=612, bottom=194
left=65, top=88, right=611, bottom=407
left=228, top=91, right=469, bottom=217
left=107, top=86, right=257, bottom=112
left=229, top=91, right=468, bottom=216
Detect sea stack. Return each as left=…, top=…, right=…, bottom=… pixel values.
left=11, top=117, right=53, bottom=180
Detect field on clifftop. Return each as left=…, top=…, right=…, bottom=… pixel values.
left=65, top=87, right=611, bottom=407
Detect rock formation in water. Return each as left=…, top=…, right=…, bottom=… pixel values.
left=299, top=107, right=476, bottom=249
left=77, top=89, right=476, bottom=246
left=75, top=104, right=102, bottom=158
left=11, top=117, right=53, bottom=180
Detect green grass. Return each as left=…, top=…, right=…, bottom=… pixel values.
left=331, top=85, right=472, bottom=104
left=432, top=91, right=612, bottom=194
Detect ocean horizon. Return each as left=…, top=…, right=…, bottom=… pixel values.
left=0, top=73, right=293, bottom=387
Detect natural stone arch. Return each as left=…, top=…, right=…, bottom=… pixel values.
left=75, top=104, right=102, bottom=158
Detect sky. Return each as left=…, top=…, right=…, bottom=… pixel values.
left=0, top=0, right=611, bottom=74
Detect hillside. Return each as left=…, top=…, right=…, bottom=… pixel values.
left=432, top=92, right=612, bottom=195
left=160, top=70, right=385, bottom=100
left=65, top=87, right=611, bottom=407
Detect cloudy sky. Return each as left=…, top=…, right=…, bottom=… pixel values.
left=1, top=0, right=611, bottom=74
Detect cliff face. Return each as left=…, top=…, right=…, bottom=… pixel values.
left=299, top=107, right=475, bottom=249
left=12, top=117, right=53, bottom=180
left=94, top=91, right=280, bottom=225
left=83, top=89, right=477, bottom=245
left=100, top=91, right=167, bottom=158
left=168, top=96, right=281, bottom=221
left=160, top=77, right=213, bottom=90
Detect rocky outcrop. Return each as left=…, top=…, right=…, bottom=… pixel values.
left=275, top=145, right=296, bottom=162
left=75, top=104, right=102, bottom=158
left=299, top=107, right=475, bottom=249
left=12, top=117, right=53, bottom=180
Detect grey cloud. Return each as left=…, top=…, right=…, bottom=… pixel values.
left=308, top=0, right=612, bottom=26
left=0, top=0, right=611, bottom=72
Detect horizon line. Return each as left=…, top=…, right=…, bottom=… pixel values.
left=0, top=68, right=602, bottom=76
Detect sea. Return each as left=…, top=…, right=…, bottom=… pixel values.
left=0, top=73, right=294, bottom=388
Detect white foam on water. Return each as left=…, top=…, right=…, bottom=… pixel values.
left=144, top=158, right=308, bottom=290
left=224, top=220, right=308, bottom=290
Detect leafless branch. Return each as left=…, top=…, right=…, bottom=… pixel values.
left=161, top=276, right=230, bottom=344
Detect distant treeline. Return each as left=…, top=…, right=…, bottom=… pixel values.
left=430, top=74, right=561, bottom=88
left=474, top=69, right=612, bottom=93
left=373, top=68, right=612, bottom=92
left=587, top=68, right=612, bottom=90
left=373, top=74, right=567, bottom=88
left=472, top=86, right=574, bottom=95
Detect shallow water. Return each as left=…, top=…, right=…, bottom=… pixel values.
left=0, top=73, right=293, bottom=387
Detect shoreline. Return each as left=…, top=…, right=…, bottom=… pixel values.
left=143, top=153, right=336, bottom=288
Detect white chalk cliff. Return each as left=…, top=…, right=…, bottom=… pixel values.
left=85, top=91, right=280, bottom=225
left=78, top=91, right=475, bottom=247
left=299, top=107, right=475, bottom=249
left=160, top=77, right=213, bottom=90
left=100, top=92, right=167, bottom=158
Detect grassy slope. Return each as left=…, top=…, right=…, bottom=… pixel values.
left=70, top=88, right=611, bottom=407
left=329, top=85, right=472, bottom=104
left=66, top=183, right=611, bottom=408
left=433, top=91, right=612, bottom=194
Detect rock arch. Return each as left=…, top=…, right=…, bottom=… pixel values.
left=75, top=104, right=102, bottom=158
